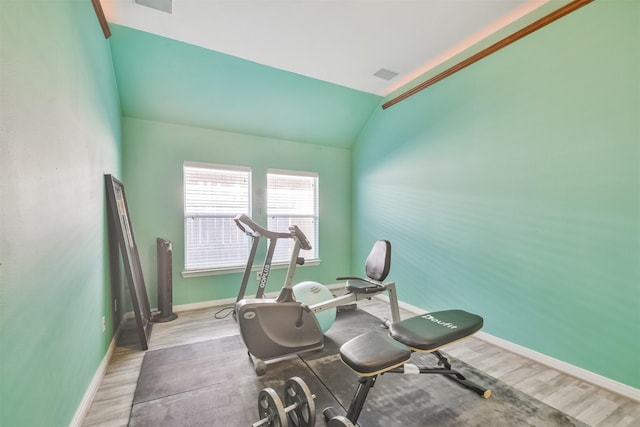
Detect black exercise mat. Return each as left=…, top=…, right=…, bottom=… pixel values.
left=130, top=309, right=587, bottom=427
left=130, top=334, right=338, bottom=426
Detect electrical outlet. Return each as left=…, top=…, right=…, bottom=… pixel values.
left=101, top=316, right=106, bottom=333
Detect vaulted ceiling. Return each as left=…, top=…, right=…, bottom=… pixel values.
left=102, top=0, right=568, bottom=147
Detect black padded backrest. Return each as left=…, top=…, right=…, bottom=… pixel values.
left=365, top=240, right=391, bottom=282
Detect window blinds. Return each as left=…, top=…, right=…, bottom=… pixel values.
left=184, top=162, right=251, bottom=271
left=267, top=170, right=319, bottom=263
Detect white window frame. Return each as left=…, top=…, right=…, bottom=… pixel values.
left=182, top=161, right=251, bottom=277
left=267, top=169, right=319, bottom=264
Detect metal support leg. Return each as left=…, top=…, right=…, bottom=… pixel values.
left=346, top=376, right=377, bottom=423
left=431, top=351, right=491, bottom=398
left=385, top=282, right=401, bottom=324
left=433, top=350, right=452, bottom=369
left=386, top=352, right=491, bottom=398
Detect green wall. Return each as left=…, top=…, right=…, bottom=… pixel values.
left=109, top=24, right=380, bottom=149
left=352, top=0, right=639, bottom=388
left=0, top=1, right=122, bottom=426
left=121, top=117, right=352, bottom=306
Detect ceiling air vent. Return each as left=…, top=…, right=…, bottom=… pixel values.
left=373, top=68, right=399, bottom=81
left=134, top=0, right=172, bottom=14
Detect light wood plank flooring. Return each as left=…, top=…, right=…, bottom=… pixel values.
left=83, top=298, right=639, bottom=426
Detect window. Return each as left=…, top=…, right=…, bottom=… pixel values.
left=183, top=162, right=251, bottom=272
left=267, top=169, right=319, bottom=263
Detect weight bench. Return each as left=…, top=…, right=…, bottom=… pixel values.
left=324, top=311, right=490, bottom=425
left=323, top=241, right=490, bottom=425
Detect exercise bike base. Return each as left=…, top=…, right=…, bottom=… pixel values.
left=237, top=299, right=324, bottom=362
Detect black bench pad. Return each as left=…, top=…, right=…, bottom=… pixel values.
left=389, top=310, right=483, bottom=352
left=340, top=331, right=411, bottom=375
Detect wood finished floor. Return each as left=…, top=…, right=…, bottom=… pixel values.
left=83, top=298, right=639, bottom=426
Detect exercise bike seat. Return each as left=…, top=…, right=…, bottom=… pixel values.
left=389, top=309, right=483, bottom=352
left=338, top=277, right=386, bottom=294
left=337, top=240, right=391, bottom=294
left=340, top=331, right=411, bottom=375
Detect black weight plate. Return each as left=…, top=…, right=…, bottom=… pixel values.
left=257, top=387, right=288, bottom=427
left=284, top=377, right=315, bottom=427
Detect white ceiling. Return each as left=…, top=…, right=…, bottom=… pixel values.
left=102, top=0, right=550, bottom=96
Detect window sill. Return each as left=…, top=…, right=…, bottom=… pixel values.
left=181, top=259, right=321, bottom=279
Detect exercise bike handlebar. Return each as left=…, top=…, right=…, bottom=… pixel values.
left=289, top=225, right=312, bottom=251
left=234, top=213, right=292, bottom=240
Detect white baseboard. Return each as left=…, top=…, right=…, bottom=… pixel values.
left=70, top=317, right=127, bottom=427
left=474, top=331, right=640, bottom=402
left=374, top=294, right=640, bottom=402
left=172, top=283, right=345, bottom=313
left=173, top=298, right=235, bottom=313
